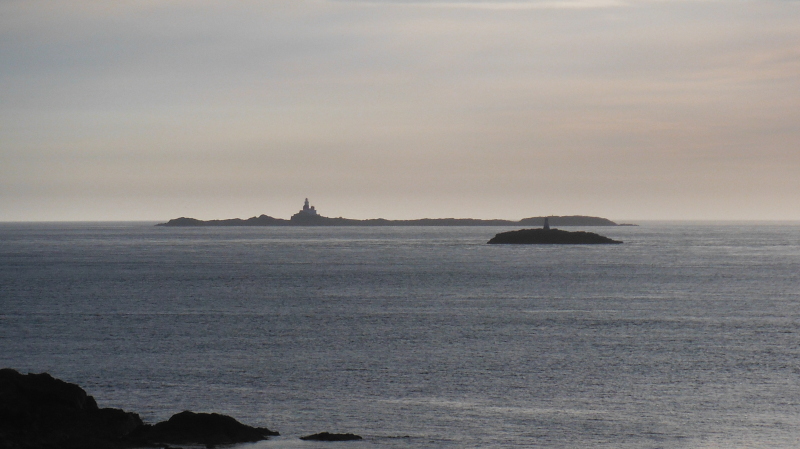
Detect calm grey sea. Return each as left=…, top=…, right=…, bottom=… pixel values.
left=1, top=222, right=800, bottom=448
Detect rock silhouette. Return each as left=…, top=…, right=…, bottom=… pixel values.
left=487, top=228, right=623, bottom=244
left=144, top=410, right=278, bottom=446
left=158, top=212, right=621, bottom=227
left=0, top=369, right=277, bottom=449
left=300, top=432, right=363, bottom=441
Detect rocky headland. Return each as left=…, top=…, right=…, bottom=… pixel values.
left=0, top=369, right=278, bottom=449
left=487, top=228, right=623, bottom=244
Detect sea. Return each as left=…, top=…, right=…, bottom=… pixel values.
left=1, top=222, right=799, bottom=449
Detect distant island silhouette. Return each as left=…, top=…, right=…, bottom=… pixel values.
left=487, top=217, right=623, bottom=244
left=157, top=198, right=624, bottom=227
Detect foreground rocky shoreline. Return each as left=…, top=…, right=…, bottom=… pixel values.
left=0, top=369, right=358, bottom=449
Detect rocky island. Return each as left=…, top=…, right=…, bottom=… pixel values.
left=158, top=199, right=624, bottom=227
left=488, top=218, right=623, bottom=244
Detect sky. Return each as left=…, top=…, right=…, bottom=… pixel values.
left=1, top=0, right=799, bottom=221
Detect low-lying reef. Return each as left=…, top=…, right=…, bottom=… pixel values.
left=487, top=228, right=623, bottom=244
left=0, top=369, right=278, bottom=449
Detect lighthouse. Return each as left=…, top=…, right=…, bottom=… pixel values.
left=301, top=198, right=318, bottom=216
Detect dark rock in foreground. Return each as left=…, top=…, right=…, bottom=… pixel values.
left=0, top=368, right=145, bottom=449
left=487, top=228, right=623, bottom=244
left=300, top=432, right=363, bottom=441
left=143, top=410, right=278, bottom=446
left=0, top=368, right=277, bottom=449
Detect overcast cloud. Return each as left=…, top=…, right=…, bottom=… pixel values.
left=1, top=0, right=798, bottom=220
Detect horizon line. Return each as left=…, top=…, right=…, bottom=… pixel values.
left=3, top=219, right=800, bottom=224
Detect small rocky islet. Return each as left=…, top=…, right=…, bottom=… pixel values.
left=0, top=369, right=361, bottom=449
left=300, top=432, right=364, bottom=441
left=488, top=219, right=623, bottom=244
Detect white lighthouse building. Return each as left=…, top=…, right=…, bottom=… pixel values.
left=299, top=198, right=317, bottom=216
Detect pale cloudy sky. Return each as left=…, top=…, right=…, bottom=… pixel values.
left=1, top=0, right=798, bottom=221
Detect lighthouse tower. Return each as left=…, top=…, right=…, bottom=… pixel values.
left=300, top=198, right=317, bottom=216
